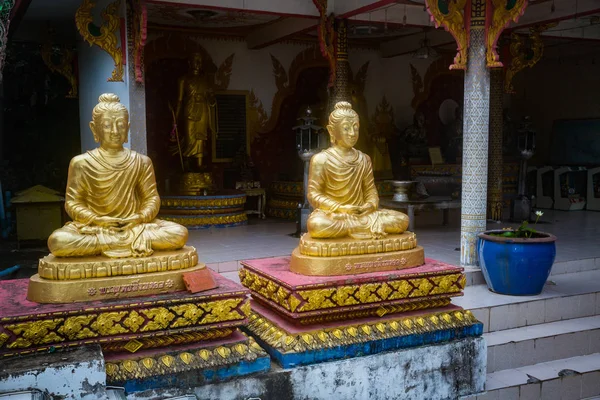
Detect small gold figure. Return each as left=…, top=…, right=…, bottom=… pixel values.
left=174, top=53, right=217, bottom=168
left=48, top=93, right=188, bottom=258
left=307, top=102, right=409, bottom=239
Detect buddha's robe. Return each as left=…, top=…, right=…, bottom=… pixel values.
left=48, top=148, right=187, bottom=258
left=307, top=148, right=409, bottom=239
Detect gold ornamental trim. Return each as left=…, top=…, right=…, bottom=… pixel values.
left=101, top=329, right=235, bottom=353
left=239, top=268, right=465, bottom=314
left=161, top=196, right=246, bottom=209
left=267, top=199, right=298, bottom=209
left=75, top=0, right=124, bottom=82
left=299, top=232, right=417, bottom=257
left=290, top=246, right=425, bottom=276
left=105, top=333, right=268, bottom=382
left=160, top=213, right=247, bottom=227
left=425, top=0, right=468, bottom=70
left=292, top=298, right=452, bottom=325
left=486, top=0, right=527, bottom=67
left=38, top=246, right=198, bottom=280
left=504, top=22, right=557, bottom=93
left=0, top=297, right=248, bottom=356
left=246, top=309, right=480, bottom=354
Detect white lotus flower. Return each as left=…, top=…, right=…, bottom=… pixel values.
left=535, top=211, right=543, bottom=217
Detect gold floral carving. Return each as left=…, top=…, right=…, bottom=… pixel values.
left=5, top=319, right=64, bottom=349
left=486, top=0, right=527, bottom=67
left=0, top=298, right=247, bottom=354
left=425, top=0, right=468, bottom=70
left=38, top=246, right=199, bottom=280
left=102, top=329, right=234, bottom=353
left=247, top=309, right=480, bottom=354
left=160, top=213, right=247, bottom=227
left=239, top=268, right=465, bottom=314
left=504, top=22, right=557, bottom=93
left=105, top=333, right=267, bottom=382
left=75, top=0, right=124, bottom=82
left=40, top=42, right=78, bottom=98
left=299, top=232, right=417, bottom=257
left=161, top=197, right=245, bottom=209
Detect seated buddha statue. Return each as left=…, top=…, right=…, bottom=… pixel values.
left=307, top=101, right=410, bottom=240
left=291, top=102, right=423, bottom=276
left=48, top=93, right=188, bottom=258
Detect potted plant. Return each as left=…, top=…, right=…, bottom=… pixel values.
left=477, top=211, right=556, bottom=296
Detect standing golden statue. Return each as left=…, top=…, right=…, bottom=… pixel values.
left=291, top=102, right=424, bottom=276
left=174, top=53, right=217, bottom=169
left=29, top=93, right=213, bottom=303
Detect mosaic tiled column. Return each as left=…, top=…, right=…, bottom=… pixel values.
left=487, top=68, right=504, bottom=221
left=460, top=0, right=490, bottom=267
left=0, top=0, right=15, bottom=82
left=333, top=19, right=350, bottom=105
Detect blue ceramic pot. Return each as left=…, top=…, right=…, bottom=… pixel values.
left=477, top=230, right=557, bottom=296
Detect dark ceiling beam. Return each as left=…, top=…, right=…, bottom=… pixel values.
left=8, top=0, right=34, bottom=37
left=246, top=17, right=318, bottom=49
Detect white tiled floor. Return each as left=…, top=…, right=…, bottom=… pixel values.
left=187, top=208, right=600, bottom=269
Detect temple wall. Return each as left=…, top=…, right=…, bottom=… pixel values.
left=511, top=57, right=600, bottom=165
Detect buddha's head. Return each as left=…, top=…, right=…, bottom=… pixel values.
left=191, top=53, right=203, bottom=73
left=327, top=101, right=359, bottom=149
left=90, top=93, right=129, bottom=151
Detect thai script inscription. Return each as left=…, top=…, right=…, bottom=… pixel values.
left=87, top=279, right=174, bottom=296
left=345, top=257, right=408, bottom=271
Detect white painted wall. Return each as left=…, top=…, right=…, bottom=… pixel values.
left=77, top=0, right=130, bottom=152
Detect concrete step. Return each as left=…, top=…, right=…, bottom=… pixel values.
left=454, top=270, right=600, bottom=333
left=463, top=256, right=600, bottom=287
left=468, top=353, right=600, bottom=400
left=485, top=316, right=600, bottom=373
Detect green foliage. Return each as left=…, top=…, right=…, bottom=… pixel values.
left=490, top=212, right=544, bottom=239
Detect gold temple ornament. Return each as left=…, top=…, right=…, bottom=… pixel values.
left=486, top=0, right=527, bottom=68
left=75, top=0, right=124, bottom=82
left=425, top=0, right=468, bottom=70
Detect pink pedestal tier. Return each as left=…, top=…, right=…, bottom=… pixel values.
left=239, top=257, right=466, bottom=324
left=0, top=272, right=249, bottom=357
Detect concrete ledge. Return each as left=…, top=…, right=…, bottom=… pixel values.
left=0, top=345, right=106, bottom=400
left=127, top=337, right=486, bottom=400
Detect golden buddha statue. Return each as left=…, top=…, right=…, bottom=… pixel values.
left=290, top=102, right=424, bottom=276
left=174, top=53, right=217, bottom=169
left=29, top=93, right=213, bottom=303
left=48, top=93, right=188, bottom=258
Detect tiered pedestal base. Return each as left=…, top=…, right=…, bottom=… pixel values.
left=160, top=192, right=248, bottom=229
left=0, top=273, right=247, bottom=358
left=240, top=256, right=481, bottom=368
left=27, top=246, right=216, bottom=303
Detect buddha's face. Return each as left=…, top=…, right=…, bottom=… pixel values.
left=191, top=54, right=202, bottom=72
left=91, top=110, right=129, bottom=150
left=329, top=116, right=359, bottom=149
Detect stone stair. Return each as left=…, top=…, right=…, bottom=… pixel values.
left=458, top=261, right=600, bottom=400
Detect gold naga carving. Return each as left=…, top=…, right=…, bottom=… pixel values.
left=425, top=0, right=468, bottom=70
left=504, top=22, right=557, bottom=93
left=75, top=0, right=124, bottom=82
left=215, top=53, right=235, bottom=91
left=41, top=41, right=78, bottom=98
left=486, top=0, right=528, bottom=68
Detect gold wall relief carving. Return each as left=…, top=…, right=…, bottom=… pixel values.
left=409, top=54, right=462, bottom=110
left=247, top=309, right=480, bottom=354
left=105, top=334, right=267, bottom=382
left=504, top=22, right=557, bottom=93
left=239, top=268, right=465, bottom=314
left=101, top=329, right=234, bottom=353
left=41, top=41, right=78, bottom=98
left=425, top=0, right=468, bottom=70
left=0, top=298, right=247, bottom=353
left=486, top=0, right=527, bottom=68
left=75, top=0, right=124, bottom=82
